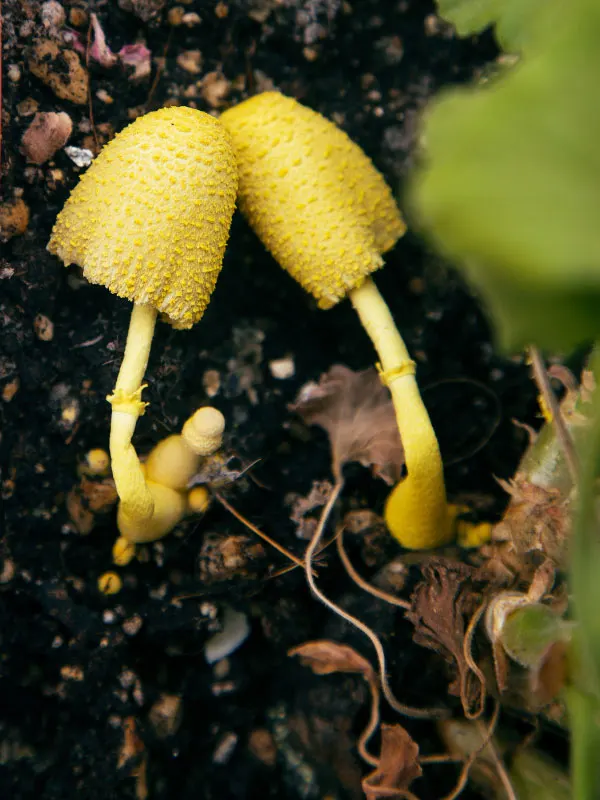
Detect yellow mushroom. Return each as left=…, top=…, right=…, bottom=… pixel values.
left=48, top=107, right=237, bottom=534
left=112, top=406, right=224, bottom=563
left=220, top=92, right=450, bottom=549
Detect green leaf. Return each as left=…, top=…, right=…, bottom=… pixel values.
left=411, top=0, right=600, bottom=352
left=435, top=0, right=548, bottom=52
left=435, top=0, right=500, bottom=37
left=500, top=604, right=569, bottom=668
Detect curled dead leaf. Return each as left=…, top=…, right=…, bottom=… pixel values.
left=362, top=724, right=422, bottom=800
left=289, top=365, right=404, bottom=484
left=288, top=640, right=376, bottom=684
left=406, top=560, right=485, bottom=713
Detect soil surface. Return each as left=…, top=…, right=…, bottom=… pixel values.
left=1, top=1, right=540, bottom=798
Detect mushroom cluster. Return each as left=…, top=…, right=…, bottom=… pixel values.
left=49, top=93, right=452, bottom=571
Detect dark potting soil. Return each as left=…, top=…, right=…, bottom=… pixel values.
left=1, top=1, right=541, bottom=797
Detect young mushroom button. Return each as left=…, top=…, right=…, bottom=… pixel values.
left=220, top=92, right=450, bottom=550
left=113, top=406, right=225, bottom=564
left=48, top=107, right=237, bottom=532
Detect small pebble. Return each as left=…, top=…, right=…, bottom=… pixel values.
left=2, top=379, right=19, bottom=403
left=167, top=5, right=185, bottom=25
left=60, top=665, right=84, bottom=681
left=248, top=728, right=277, bottom=767
left=0, top=558, right=16, bottom=584
left=148, top=694, right=183, bottom=738
left=204, top=607, right=250, bottom=664
left=34, top=314, right=54, bottom=342
left=0, top=198, right=29, bottom=242
left=213, top=732, right=238, bottom=765
left=212, top=658, right=230, bottom=679
left=269, top=356, right=295, bottom=380
left=16, top=97, right=39, bottom=117
left=96, top=89, right=114, bottom=104
left=122, top=614, right=143, bottom=636
left=177, top=50, right=203, bottom=74
left=28, top=39, right=89, bottom=105
left=69, top=7, right=88, bottom=26
left=64, top=146, right=94, bottom=167
left=200, top=71, right=230, bottom=107
left=7, top=64, right=20, bottom=82
left=21, top=111, right=72, bottom=165
left=41, top=1, right=66, bottom=29
left=182, top=11, right=202, bottom=26
left=203, top=369, right=221, bottom=398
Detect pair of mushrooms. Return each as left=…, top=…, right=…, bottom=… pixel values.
left=48, top=93, right=451, bottom=554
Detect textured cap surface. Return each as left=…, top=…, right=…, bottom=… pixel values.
left=48, top=107, right=237, bottom=328
left=220, top=92, right=405, bottom=307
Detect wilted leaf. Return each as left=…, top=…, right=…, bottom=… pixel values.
left=362, top=724, right=422, bottom=800
left=289, top=640, right=376, bottom=684
left=406, top=560, right=484, bottom=708
left=290, top=365, right=404, bottom=484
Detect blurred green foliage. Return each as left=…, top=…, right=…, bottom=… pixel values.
left=413, top=2, right=600, bottom=796
left=411, top=0, right=600, bottom=351
left=436, top=0, right=547, bottom=52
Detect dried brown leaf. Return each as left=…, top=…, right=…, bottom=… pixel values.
left=289, top=365, right=404, bottom=484
left=362, top=724, right=422, bottom=800
left=288, top=640, right=376, bottom=684
left=493, top=476, right=570, bottom=568
left=406, top=560, right=483, bottom=707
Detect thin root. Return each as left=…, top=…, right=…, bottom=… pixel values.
left=439, top=701, right=500, bottom=800
left=461, top=602, right=488, bottom=720
left=336, top=527, right=411, bottom=610
left=305, top=481, right=447, bottom=720
left=215, top=492, right=308, bottom=572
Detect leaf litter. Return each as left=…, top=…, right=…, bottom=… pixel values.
left=290, top=364, right=404, bottom=483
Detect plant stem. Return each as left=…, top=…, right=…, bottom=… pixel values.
left=528, top=345, right=579, bottom=484
left=349, top=277, right=450, bottom=549
left=569, top=343, right=600, bottom=799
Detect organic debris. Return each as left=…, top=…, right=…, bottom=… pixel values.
left=493, top=476, right=570, bottom=568
left=362, top=724, right=422, bottom=800
left=406, top=559, right=488, bottom=716
left=289, top=640, right=376, bottom=683
left=287, top=480, right=334, bottom=540
left=290, top=365, right=404, bottom=483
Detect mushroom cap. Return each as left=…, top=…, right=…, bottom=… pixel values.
left=48, top=107, right=238, bottom=329
left=220, top=92, right=405, bottom=308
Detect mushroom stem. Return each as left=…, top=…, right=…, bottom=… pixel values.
left=112, top=302, right=157, bottom=401
left=108, top=302, right=157, bottom=523
left=349, top=277, right=451, bottom=549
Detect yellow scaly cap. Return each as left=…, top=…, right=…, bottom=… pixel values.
left=220, top=92, right=405, bottom=308
left=48, top=107, right=238, bottom=329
